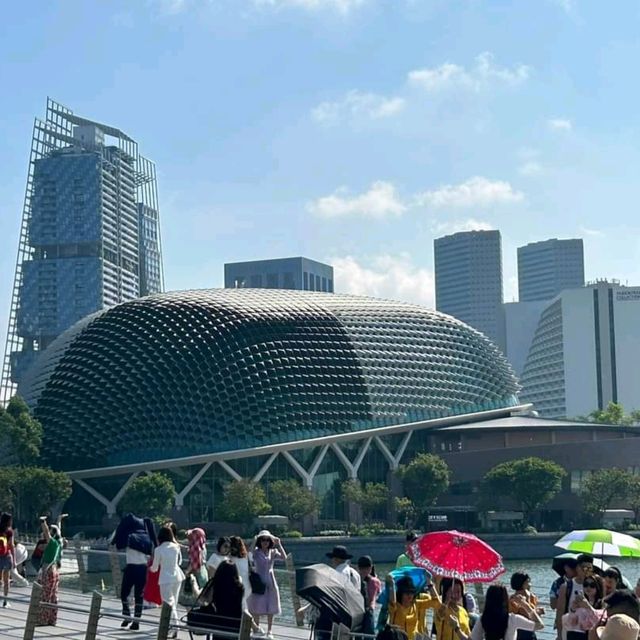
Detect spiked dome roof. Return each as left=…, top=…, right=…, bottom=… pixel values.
left=20, top=289, right=519, bottom=470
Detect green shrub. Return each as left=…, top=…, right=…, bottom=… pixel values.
left=281, top=530, right=303, bottom=538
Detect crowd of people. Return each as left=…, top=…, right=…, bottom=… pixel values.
left=3, top=517, right=640, bottom=640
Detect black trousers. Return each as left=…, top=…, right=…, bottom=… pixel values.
left=121, top=564, right=147, bottom=619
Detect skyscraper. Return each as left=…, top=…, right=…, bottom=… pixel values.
left=0, top=99, right=163, bottom=402
left=224, top=257, right=334, bottom=292
left=520, top=281, right=640, bottom=418
left=517, top=238, right=584, bottom=302
left=434, top=230, right=505, bottom=351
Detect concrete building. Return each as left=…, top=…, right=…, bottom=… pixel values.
left=520, top=281, right=640, bottom=418
left=225, top=257, right=334, bottom=292
left=504, top=300, right=548, bottom=376
left=518, top=238, right=584, bottom=302
left=1, top=99, right=163, bottom=402
left=434, top=230, right=506, bottom=352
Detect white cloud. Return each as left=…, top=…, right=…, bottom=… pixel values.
left=408, top=52, right=530, bottom=92
left=518, top=161, right=543, bottom=176
left=307, top=181, right=407, bottom=219
left=415, top=176, right=524, bottom=209
left=548, top=118, right=572, bottom=131
left=254, top=0, right=366, bottom=13
left=580, top=226, right=604, bottom=237
left=311, top=90, right=406, bottom=125
left=432, top=218, right=494, bottom=235
left=331, top=254, right=435, bottom=307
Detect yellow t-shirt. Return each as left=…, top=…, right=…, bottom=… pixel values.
left=388, top=594, right=431, bottom=640
left=424, top=596, right=471, bottom=640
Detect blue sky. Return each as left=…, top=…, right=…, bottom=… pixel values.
left=2, top=0, right=640, bottom=336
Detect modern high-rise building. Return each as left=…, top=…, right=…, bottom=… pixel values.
left=224, top=257, right=334, bottom=292
left=0, top=99, right=163, bottom=403
left=434, top=230, right=506, bottom=351
left=517, top=238, right=584, bottom=302
left=520, top=281, right=640, bottom=418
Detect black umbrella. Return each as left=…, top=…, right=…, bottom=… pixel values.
left=296, top=563, right=365, bottom=630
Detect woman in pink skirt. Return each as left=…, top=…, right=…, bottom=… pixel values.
left=247, top=530, right=286, bottom=639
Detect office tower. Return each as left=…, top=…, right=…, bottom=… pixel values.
left=520, top=281, right=640, bottom=418
left=517, top=238, right=584, bottom=302
left=434, top=230, right=506, bottom=351
left=0, top=99, right=163, bottom=402
left=224, top=257, right=334, bottom=292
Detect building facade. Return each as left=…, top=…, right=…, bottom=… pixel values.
left=19, top=288, right=522, bottom=523
left=224, top=257, right=334, bottom=292
left=434, top=230, right=506, bottom=352
left=520, top=281, right=640, bottom=418
left=504, top=300, right=549, bottom=377
left=0, top=99, right=163, bottom=402
left=517, top=238, right=584, bottom=302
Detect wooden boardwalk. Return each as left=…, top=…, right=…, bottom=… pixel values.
left=0, top=585, right=312, bottom=640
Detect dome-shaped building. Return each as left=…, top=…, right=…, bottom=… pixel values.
left=21, top=289, right=519, bottom=472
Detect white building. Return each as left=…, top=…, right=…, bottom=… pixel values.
left=520, top=281, right=640, bottom=418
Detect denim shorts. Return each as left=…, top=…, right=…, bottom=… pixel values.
left=0, top=555, right=12, bottom=572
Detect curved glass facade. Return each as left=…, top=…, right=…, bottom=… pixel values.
left=21, top=289, right=519, bottom=471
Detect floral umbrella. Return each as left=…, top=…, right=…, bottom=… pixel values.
left=408, top=530, right=505, bottom=583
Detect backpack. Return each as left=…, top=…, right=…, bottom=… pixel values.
left=0, top=534, right=9, bottom=557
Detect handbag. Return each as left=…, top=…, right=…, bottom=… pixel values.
left=143, top=560, right=162, bottom=605
left=179, top=574, right=201, bottom=607
left=249, top=569, right=267, bottom=595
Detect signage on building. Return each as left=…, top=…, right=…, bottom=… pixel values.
left=616, top=289, right=640, bottom=301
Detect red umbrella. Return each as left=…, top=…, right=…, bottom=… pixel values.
left=408, top=530, right=505, bottom=583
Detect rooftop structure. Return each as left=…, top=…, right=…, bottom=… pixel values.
left=224, top=256, right=334, bottom=292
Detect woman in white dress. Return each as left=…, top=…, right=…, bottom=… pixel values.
left=150, top=525, right=185, bottom=639
left=206, top=537, right=231, bottom=578
left=452, top=585, right=543, bottom=640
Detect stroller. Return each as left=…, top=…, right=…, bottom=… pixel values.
left=183, top=577, right=244, bottom=640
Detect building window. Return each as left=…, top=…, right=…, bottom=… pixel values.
left=315, top=275, right=321, bottom=291
left=266, top=273, right=279, bottom=289
left=233, top=277, right=246, bottom=288
left=570, top=470, right=592, bottom=493
left=328, top=279, right=334, bottom=293
left=308, top=273, right=315, bottom=291
left=283, top=272, right=295, bottom=289
left=303, top=272, right=309, bottom=290
left=321, top=277, right=327, bottom=292
left=250, top=274, right=263, bottom=288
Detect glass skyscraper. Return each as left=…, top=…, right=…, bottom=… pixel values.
left=434, top=229, right=506, bottom=352
left=517, top=238, right=584, bottom=302
left=0, top=99, right=163, bottom=402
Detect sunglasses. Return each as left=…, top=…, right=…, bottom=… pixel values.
left=584, top=583, right=597, bottom=588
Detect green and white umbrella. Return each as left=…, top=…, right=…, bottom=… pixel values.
left=555, top=529, right=640, bottom=557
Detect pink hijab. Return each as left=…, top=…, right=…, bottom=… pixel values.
left=188, top=528, right=207, bottom=571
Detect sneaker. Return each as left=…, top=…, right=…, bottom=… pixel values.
left=267, top=633, right=274, bottom=639
left=253, top=629, right=266, bottom=637
left=130, top=621, right=140, bottom=631
left=120, top=619, right=130, bottom=628
left=2, top=600, right=7, bottom=608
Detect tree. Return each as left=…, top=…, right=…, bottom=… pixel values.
left=581, top=468, right=632, bottom=522
left=269, top=479, right=320, bottom=522
left=396, top=453, right=450, bottom=524
left=627, top=476, right=640, bottom=525
left=341, top=480, right=390, bottom=521
left=482, top=457, right=566, bottom=524
left=219, top=479, right=270, bottom=527
left=394, top=497, right=416, bottom=529
left=13, top=467, right=72, bottom=527
left=119, top=472, right=175, bottom=519
left=577, top=402, right=639, bottom=426
left=0, top=396, right=43, bottom=465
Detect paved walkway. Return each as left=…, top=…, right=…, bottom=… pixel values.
left=0, top=586, right=311, bottom=640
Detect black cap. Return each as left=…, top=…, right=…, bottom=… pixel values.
left=326, top=545, right=353, bottom=560
left=357, top=555, right=373, bottom=568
